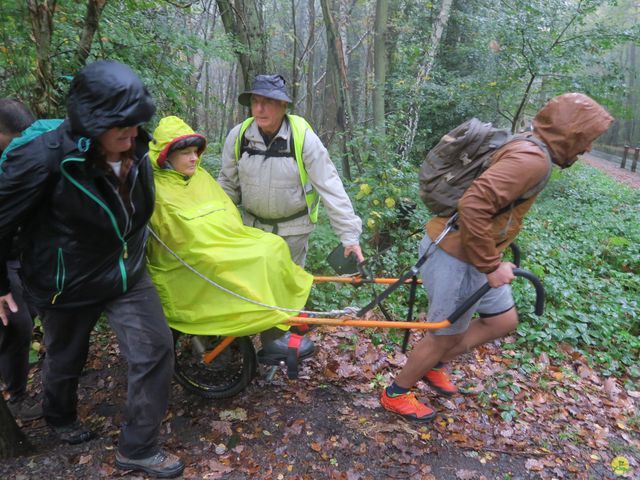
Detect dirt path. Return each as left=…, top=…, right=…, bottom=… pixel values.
left=2, top=328, right=638, bottom=479
left=582, top=153, right=640, bottom=189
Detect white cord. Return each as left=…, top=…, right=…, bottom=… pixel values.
left=147, top=227, right=352, bottom=317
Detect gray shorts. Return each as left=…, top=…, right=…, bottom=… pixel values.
left=419, top=236, right=515, bottom=335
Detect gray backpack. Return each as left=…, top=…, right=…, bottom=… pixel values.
left=419, top=118, right=551, bottom=217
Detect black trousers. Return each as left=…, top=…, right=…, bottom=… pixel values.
left=0, top=260, right=34, bottom=397
left=40, top=272, right=174, bottom=459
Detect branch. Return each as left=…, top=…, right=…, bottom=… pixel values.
left=347, top=29, right=370, bottom=56
left=162, top=0, right=197, bottom=7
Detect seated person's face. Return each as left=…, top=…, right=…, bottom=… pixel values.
left=168, top=146, right=199, bottom=177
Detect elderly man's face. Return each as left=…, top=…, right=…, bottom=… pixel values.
left=250, top=95, right=287, bottom=136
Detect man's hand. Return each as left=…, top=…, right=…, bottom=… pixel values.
left=486, top=262, right=516, bottom=288
left=344, top=244, right=365, bottom=263
left=0, top=292, right=18, bottom=327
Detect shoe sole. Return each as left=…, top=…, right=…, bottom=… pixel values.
left=115, top=460, right=185, bottom=479
left=380, top=399, right=436, bottom=423
left=384, top=408, right=436, bottom=423
left=52, top=429, right=96, bottom=445
left=428, top=385, right=458, bottom=397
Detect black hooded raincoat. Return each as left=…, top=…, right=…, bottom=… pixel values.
left=0, top=61, right=156, bottom=308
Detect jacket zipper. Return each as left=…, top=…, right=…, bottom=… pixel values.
left=60, top=157, right=129, bottom=293
left=51, top=247, right=66, bottom=304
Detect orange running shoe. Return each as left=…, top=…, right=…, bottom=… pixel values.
left=380, top=389, right=435, bottom=422
left=424, top=368, right=459, bottom=396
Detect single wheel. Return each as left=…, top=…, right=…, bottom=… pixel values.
left=173, top=332, right=256, bottom=398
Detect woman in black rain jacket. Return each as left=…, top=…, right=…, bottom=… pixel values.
left=0, top=61, right=184, bottom=478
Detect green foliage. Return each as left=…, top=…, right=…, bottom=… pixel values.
left=513, top=163, right=639, bottom=375
left=0, top=0, right=235, bottom=119
left=384, top=0, right=635, bottom=163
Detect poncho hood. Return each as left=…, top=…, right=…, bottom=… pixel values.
left=149, top=116, right=207, bottom=169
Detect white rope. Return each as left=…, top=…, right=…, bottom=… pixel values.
left=147, top=227, right=354, bottom=317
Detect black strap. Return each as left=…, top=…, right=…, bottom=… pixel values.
left=286, top=333, right=303, bottom=379
left=249, top=208, right=308, bottom=234
left=240, top=120, right=296, bottom=160
left=492, top=136, right=552, bottom=218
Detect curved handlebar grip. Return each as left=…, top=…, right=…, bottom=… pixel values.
left=448, top=268, right=545, bottom=325
left=509, top=243, right=521, bottom=268
left=513, top=268, right=545, bottom=316
left=448, top=283, right=492, bottom=324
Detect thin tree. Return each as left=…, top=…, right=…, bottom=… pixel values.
left=320, top=0, right=361, bottom=179
left=216, top=0, right=267, bottom=89
left=28, top=0, right=109, bottom=116
left=399, top=0, right=453, bottom=162
left=372, top=0, right=388, bottom=134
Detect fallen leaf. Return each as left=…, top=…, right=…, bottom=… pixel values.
left=604, top=377, right=621, bottom=401
left=525, top=458, right=545, bottom=471
left=456, top=469, right=478, bottom=479
left=219, top=408, right=247, bottom=422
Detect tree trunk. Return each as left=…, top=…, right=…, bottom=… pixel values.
left=399, top=0, right=453, bottom=161
left=305, top=0, right=316, bottom=122
left=291, top=0, right=299, bottom=106
left=215, top=0, right=267, bottom=88
left=27, top=0, right=57, bottom=116
left=624, top=41, right=637, bottom=144
left=373, top=0, right=388, bottom=134
left=320, top=0, right=361, bottom=179
left=74, top=0, right=108, bottom=71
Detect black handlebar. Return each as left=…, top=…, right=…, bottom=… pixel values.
left=509, top=243, right=521, bottom=267
left=448, top=268, right=545, bottom=325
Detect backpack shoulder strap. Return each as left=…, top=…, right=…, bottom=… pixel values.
left=0, top=119, right=64, bottom=169
left=492, top=135, right=553, bottom=217
left=507, top=135, right=553, bottom=200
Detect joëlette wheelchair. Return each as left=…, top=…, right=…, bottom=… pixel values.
left=171, top=222, right=545, bottom=399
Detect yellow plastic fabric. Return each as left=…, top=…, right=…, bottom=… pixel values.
left=146, top=116, right=313, bottom=336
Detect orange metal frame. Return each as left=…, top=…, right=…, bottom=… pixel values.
left=201, top=275, right=444, bottom=365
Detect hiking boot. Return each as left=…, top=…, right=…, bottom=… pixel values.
left=7, top=394, right=43, bottom=422
left=116, top=450, right=185, bottom=478
left=51, top=420, right=96, bottom=445
left=260, top=328, right=315, bottom=358
left=424, top=367, right=459, bottom=396
left=380, top=389, right=435, bottom=422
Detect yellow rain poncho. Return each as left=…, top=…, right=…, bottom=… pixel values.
left=146, top=116, right=313, bottom=336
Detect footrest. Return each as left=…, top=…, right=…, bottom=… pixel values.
left=257, top=348, right=315, bottom=379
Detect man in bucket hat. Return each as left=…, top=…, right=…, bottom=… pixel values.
left=219, top=74, right=364, bottom=358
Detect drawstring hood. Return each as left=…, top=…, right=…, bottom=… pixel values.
left=66, top=60, right=155, bottom=138
left=532, top=93, right=613, bottom=168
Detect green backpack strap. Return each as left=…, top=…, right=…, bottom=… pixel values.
left=0, top=119, right=64, bottom=171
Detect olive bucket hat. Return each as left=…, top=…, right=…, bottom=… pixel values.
left=238, top=74, right=292, bottom=107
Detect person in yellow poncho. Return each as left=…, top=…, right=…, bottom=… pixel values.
left=146, top=116, right=314, bottom=358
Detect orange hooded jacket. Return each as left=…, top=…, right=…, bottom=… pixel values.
left=426, top=93, right=614, bottom=273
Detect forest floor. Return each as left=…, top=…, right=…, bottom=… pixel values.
left=2, top=157, right=639, bottom=480
left=2, top=325, right=639, bottom=480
